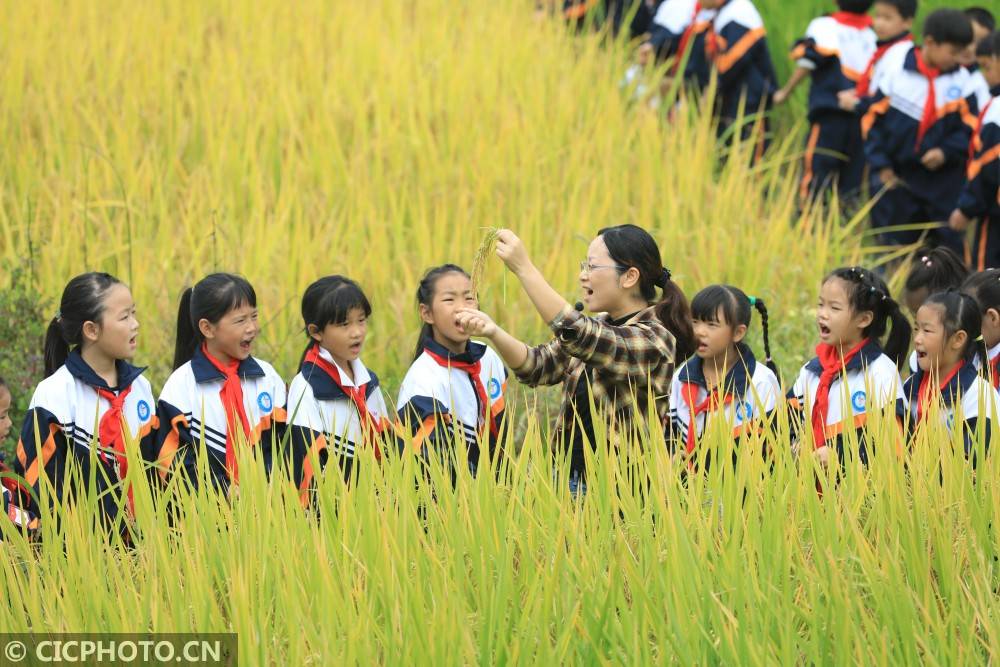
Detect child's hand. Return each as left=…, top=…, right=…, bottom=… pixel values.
left=920, top=148, right=946, bottom=171
left=637, top=42, right=654, bottom=66
left=837, top=90, right=859, bottom=112
left=455, top=308, right=498, bottom=338
left=772, top=88, right=790, bottom=106
left=878, top=167, right=898, bottom=188
left=814, top=444, right=831, bottom=467
left=949, top=209, right=972, bottom=231
left=495, top=229, right=533, bottom=276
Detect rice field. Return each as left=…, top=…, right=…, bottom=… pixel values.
left=0, top=0, right=996, bottom=664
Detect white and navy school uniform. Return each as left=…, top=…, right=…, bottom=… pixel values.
left=854, top=32, right=912, bottom=115
left=397, top=338, right=508, bottom=475
left=668, top=343, right=780, bottom=464
left=706, top=0, right=777, bottom=141
left=647, top=0, right=716, bottom=88
left=788, top=340, right=906, bottom=464
left=287, top=345, right=392, bottom=495
left=154, top=347, right=287, bottom=494
left=790, top=12, right=876, bottom=200
left=903, top=361, right=999, bottom=462
left=862, top=45, right=983, bottom=248
left=14, top=351, right=157, bottom=526
left=958, top=85, right=1000, bottom=270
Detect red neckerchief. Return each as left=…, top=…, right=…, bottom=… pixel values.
left=424, top=347, right=498, bottom=438
left=811, top=339, right=869, bottom=448
left=913, top=47, right=941, bottom=150
left=303, top=344, right=383, bottom=460
left=830, top=11, right=873, bottom=30
left=672, top=2, right=702, bottom=76
left=200, top=344, right=252, bottom=482
left=95, top=384, right=135, bottom=515
left=989, top=349, right=1000, bottom=390
left=969, top=98, right=994, bottom=166
left=679, top=381, right=734, bottom=454
left=856, top=33, right=910, bottom=97
left=916, top=360, right=965, bottom=423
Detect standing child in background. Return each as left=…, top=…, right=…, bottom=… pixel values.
left=397, top=265, right=508, bottom=478
left=844, top=0, right=916, bottom=113
left=900, top=247, right=969, bottom=373
left=636, top=0, right=716, bottom=92
left=961, top=269, right=1000, bottom=387
left=961, top=8, right=995, bottom=109
left=863, top=9, right=979, bottom=253
left=700, top=0, right=778, bottom=159
left=287, top=276, right=392, bottom=504
left=788, top=267, right=909, bottom=466
left=154, top=273, right=287, bottom=496
left=14, top=273, right=156, bottom=533
left=0, top=376, right=38, bottom=535
left=950, top=32, right=1000, bottom=269
left=774, top=1, right=876, bottom=203
left=668, top=285, right=780, bottom=467
left=905, top=290, right=998, bottom=461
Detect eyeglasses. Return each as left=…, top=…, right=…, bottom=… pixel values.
left=580, top=261, right=627, bottom=274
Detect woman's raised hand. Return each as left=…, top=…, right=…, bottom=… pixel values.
left=455, top=308, right=499, bottom=338
left=495, top=229, right=532, bottom=276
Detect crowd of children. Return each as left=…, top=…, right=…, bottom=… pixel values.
left=3, top=226, right=1000, bottom=532
left=626, top=2, right=1000, bottom=266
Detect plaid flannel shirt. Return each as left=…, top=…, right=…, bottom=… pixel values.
left=513, top=305, right=677, bottom=439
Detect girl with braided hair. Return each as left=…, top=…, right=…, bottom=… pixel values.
left=788, top=266, right=910, bottom=466
left=667, top=285, right=781, bottom=467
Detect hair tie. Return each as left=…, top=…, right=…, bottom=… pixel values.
left=55, top=310, right=62, bottom=322
left=655, top=267, right=671, bottom=288
left=748, top=296, right=757, bottom=306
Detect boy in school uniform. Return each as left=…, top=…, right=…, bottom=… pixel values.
left=950, top=32, right=1000, bottom=269
left=838, top=0, right=916, bottom=116
left=863, top=9, right=980, bottom=253
left=774, top=1, right=877, bottom=203
left=636, top=0, right=717, bottom=91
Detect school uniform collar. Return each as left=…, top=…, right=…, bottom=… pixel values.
left=300, top=345, right=377, bottom=401
left=190, top=345, right=265, bottom=384
left=65, top=350, right=146, bottom=392
left=905, top=361, right=979, bottom=409
left=677, top=343, right=757, bottom=397
left=990, top=84, right=1000, bottom=99
left=876, top=30, right=910, bottom=48
left=423, top=337, right=487, bottom=365
left=903, top=46, right=961, bottom=76
left=805, top=339, right=884, bottom=376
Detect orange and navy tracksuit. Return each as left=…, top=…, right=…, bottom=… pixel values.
left=705, top=0, right=777, bottom=154
left=647, top=0, right=716, bottom=88
left=863, top=45, right=983, bottom=251
left=958, top=85, right=1000, bottom=270
left=14, top=352, right=157, bottom=531
left=854, top=30, right=913, bottom=116
left=791, top=11, right=876, bottom=201
left=396, top=338, right=508, bottom=477
left=153, top=345, right=287, bottom=495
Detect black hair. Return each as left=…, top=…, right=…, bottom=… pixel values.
left=173, top=273, right=257, bottom=370
left=923, top=9, right=974, bottom=47
left=0, top=375, right=7, bottom=391
left=874, top=0, right=917, bottom=20
left=977, top=30, right=1000, bottom=57
left=961, top=268, right=1000, bottom=313
left=43, top=272, right=125, bottom=377
left=923, top=290, right=982, bottom=362
left=413, top=264, right=470, bottom=361
left=690, top=284, right=778, bottom=377
left=964, top=7, right=996, bottom=32
left=903, top=247, right=969, bottom=296
left=837, top=0, right=875, bottom=13
left=598, top=224, right=696, bottom=360
left=824, top=267, right=912, bottom=367
left=299, top=275, right=372, bottom=363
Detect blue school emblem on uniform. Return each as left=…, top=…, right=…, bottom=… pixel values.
left=946, top=85, right=962, bottom=101
left=488, top=378, right=502, bottom=400
left=257, top=392, right=273, bottom=413
left=851, top=390, right=867, bottom=412
left=734, top=401, right=753, bottom=424
left=136, top=400, right=151, bottom=422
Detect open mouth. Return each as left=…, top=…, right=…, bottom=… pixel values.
left=818, top=323, right=831, bottom=337
left=239, top=338, right=254, bottom=353
left=128, top=335, right=137, bottom=347
left=916, top=350, right=928, bottom=360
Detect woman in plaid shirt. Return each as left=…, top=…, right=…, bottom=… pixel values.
left=456, top=225, right=695, bottom=492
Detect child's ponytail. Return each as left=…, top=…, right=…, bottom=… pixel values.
left=43, top=272, right=123, bottom=377
left=172, top=273, right=258, bottom=370
left=751, top=297, right=779, bottom=379
left=882, top=299, right=911, bottom=368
